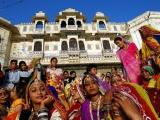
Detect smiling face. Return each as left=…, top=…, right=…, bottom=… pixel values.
left=115, top=40, right=125, bottom=49
left=28, top=81, right=47, bottom=104
left=83, top=75, right=99, bottom=97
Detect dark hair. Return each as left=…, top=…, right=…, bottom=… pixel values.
left=112, top=67, right=117, bottom=71
left=10, top=59, right=17, bottom=64
left=19, top=61, right=26, bottom=68
left=50, top=57, right=57, bottom=62
left=82, top=74, right=98, bottom=89
left=63, top=70, right=68, bottom=74
left=13, top=83, right=26, bottom=99
left=114, top=36, right=123, bottom=43
left=86, top=64, right=97, bottom=73
left=70, top=70, right=76, bottom=75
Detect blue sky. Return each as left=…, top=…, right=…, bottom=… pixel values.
left=0, top=0, right=160, bottom=24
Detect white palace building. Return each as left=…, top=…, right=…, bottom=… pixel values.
left=0, top=8, right=160, bottom=72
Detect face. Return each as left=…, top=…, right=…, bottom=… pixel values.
left=111, top=68, right=117, bottom=75
left=51, top=59, right=57, bottom=67
left=21, top=63, right=27, bottom=71
left=142, top=70, right=151, bottom=80
left=10, top=62, right=17, bottom=69
left=63, top=72, right=69, bottom=79
left=105, top=76, right=110, bottom=83
left=71, top=73, right=76, bottom=78
left=111, top=75, right=123, bottom=87
left=90, top=67, right=97, bottom=75
left=0, top=89, right=8, bottom=104
left=29, top=81, right=47, bottom=104
left=84, top=76, right=99, bottom=97
left=115, top=40, right=125, bottom=48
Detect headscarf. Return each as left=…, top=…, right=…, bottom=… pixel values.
left=142, top=65, right=154, bottom=75
left=115, top=83, right=158, bottom=120
left=82, top=74, right=110, bottom=96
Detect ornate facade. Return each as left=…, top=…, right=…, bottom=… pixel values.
left=0, top=8, right=160, bottom=72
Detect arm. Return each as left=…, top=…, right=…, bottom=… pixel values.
left=13, top=104, right=23, bottom=113
left=38, top=107, right=49, bottom=120
left=19, top=69, right=33, bottom=77
left=112, top=92, right=142, bottom=120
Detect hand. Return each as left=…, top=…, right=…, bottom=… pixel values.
left=112, top=92, right=142, bottom=120
left=40, top=95, right=54, bottom=108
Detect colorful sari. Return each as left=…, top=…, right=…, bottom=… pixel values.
left=115, top=83, right=158, bottom=120
left=81, top=74, right=111, bottom=120
left=24, top=77, right=67, bottom=120
left=139, top=25, right=160, bottom=63
left=116, top=42, right=141, bottom=84
left=7, top=98, right=25, bottom=120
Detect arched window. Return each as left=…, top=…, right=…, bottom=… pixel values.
left=114, top=26, right=117, bottom=31
left=79, top=41, right=85, bottom=50
left=103, top=40, right=111, bottom=50
left=68, top=18, right=75, bottom=25
left=23, top=26, right=27, bottom=32
left=61, top=21, right=66, bottom=28
left=61, top=41, right=68, bottom=50
left=69, top=38, right=78, bottom=50
left=99, top=21, right=106, bottom=29
left=77, top=21, right=82, bottom=28
left=36, top=21, right=43, bottom=29
left=34, top=41, right=42, bottom=51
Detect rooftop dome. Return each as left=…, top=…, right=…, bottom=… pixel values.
left=95, top=12, right=105, bottom=17
left=63, top=8, right=78, bottom=12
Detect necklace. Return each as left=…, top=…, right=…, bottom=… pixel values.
left=89, top=96, right=101, bottom=120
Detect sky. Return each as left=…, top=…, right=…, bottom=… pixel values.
left=0, top=0, right=160, bottom=25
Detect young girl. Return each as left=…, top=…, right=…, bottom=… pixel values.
left=19, top=75, right=67, bottom=120
left=7, top=83, right=26, bottom=119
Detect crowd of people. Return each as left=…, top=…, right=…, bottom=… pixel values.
left=0, top=24, right=160, bottom=120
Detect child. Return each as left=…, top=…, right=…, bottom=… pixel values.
left=7, top=83, right=26, bottom=119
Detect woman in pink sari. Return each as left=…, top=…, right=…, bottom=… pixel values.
left=114, top=36, right=141, bottom=84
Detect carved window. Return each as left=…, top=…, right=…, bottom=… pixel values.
left=34, top=41, right=42, bottom=51
left=79, top=41, right=85, bottom=50
left=61, top=21, right=66, bottom=28
left=28, top=46, right=32, bottom=51
left=87, top=44, right=91, bottom=50
left=77, top=21, right=82, bottom=28
left=114, top=26, right=117, bottom=31
left=36, top=21, right=43, bottom=29
left=53, top=45, right=58, bottom=50
left=45, top=45, right=49, bottom=51
left=61, top=41, right=68, bottom=50
left=99, top=21, right=106, bottom=29
left=23, top=26, right=27, bottom=32
left=69, top=38, right=78, bottom=50
left=68, top=18, right=75, bottom=25
left=96, top=44, right=100, bottom=50
left=103, top=40, right=111, bottom=50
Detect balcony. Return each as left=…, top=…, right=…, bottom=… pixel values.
left=29, top=51, right=44, bottom=58
left=34, top=28, right=44, bottom=34
left=67, top=25, right=77, bottom=30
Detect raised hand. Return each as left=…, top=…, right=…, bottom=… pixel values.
left=40, top=95, right=54, bottom=108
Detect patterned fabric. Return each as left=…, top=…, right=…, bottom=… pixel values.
left=8, top=98, right=25, bottom=115
left=116, top=83, right=158, bottom=120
